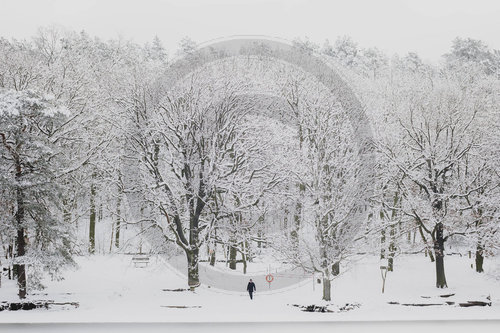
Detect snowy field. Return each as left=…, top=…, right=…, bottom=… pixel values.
left=1, top=253, right=498, bottom=323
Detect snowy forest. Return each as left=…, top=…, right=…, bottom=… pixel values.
left=0, top=27, right=499, bottom=320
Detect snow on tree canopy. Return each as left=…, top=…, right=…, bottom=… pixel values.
left=0, top=87, right=75, bottom=298
left=0, top=89, right=69, bottom=118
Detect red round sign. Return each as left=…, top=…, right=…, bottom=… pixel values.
left=265, top=274, right=274, bottom=283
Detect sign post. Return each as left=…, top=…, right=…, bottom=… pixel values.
left=265, top=274, right=274, bottom=289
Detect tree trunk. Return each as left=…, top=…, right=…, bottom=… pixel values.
left=380, top=227, right=386, bottom=259
left=186, top=250, right=200, bottom=290
left=7, top=243, right=13, bottom=280
left=114, top=199, right=120, bottom=249
left=98, top=202, right=103, bottom=222
left=89, top=180, right=96, bottom=254
left=115, top=173, right=122, bottom=249
left=291, top=182, right=304, bottom=249
left=63, top=197, right=72, bottom=225
left=209, top=247, right=216, bottom=266
left=318, top=212, right=331, bottom=301
left=229, top=242, right=237, bottom=270
left=475, top=244, right=484, bottom=273
left=257, top=213, right=265, bottom=247
left=434, top=223, right=447, bottom=288
left=388, top=254, right=394, bottom=272
left=15, top=158, right=26, bottom=299
left=109, top=222, right=115, bottom=253
left=283, top=206, right=289, bottom=237
left=435, top=253, right=447, bottom=288
left=388, top=223, right=396, bottom=272
left=246, top=240, right=253, bottom=263
left=209, top=229, right=216, bottom=266
left=332, top=261, right=340, bottom=276
left=241, top=242, right=247, bottom=274
left=16, top=228, right=26, bottom=299
left=291, top=200, right=301, bottom=248
left=388, top=192, right=399, bottom=271
left=322, top=274, right=331, bottom=301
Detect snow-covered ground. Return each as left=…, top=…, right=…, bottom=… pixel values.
left=168, top=254, right=307, bottom=291
left=0, top=253, right=499, bottom=323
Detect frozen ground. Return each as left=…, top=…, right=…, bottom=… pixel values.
left=0, top=253, right=499, bottom=323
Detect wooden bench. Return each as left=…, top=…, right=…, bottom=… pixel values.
left=132, top=255, right=150, bottom=268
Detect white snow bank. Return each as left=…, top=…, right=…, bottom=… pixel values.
left=0, top=253, right=498, bottom=323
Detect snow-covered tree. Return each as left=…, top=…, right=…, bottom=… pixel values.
left=271, top=82, right=367, bottom=301
left=322, top=36, right=361, bottom=69
left=444, top=37, right=499, bottom=76
left=377, top=66, right=494, bottom=288
left=125, top=64, right=280, bottom=288
left=0, top=89, right=75, bottom=298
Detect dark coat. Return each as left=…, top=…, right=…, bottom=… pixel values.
left=247, top=282, right=256, bottom=292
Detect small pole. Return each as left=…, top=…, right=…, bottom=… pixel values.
left=312, top=273, right=315, bottom=291
left=380, top=265, right=388, bottom=293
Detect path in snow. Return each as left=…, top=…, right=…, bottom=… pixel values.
left=165, top=255, right=312, bottom=293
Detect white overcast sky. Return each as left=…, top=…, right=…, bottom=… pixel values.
left=0, top=0, right=499, bottom=62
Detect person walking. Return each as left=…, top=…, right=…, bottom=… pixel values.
left=247, top=279, right=256, bottom=300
